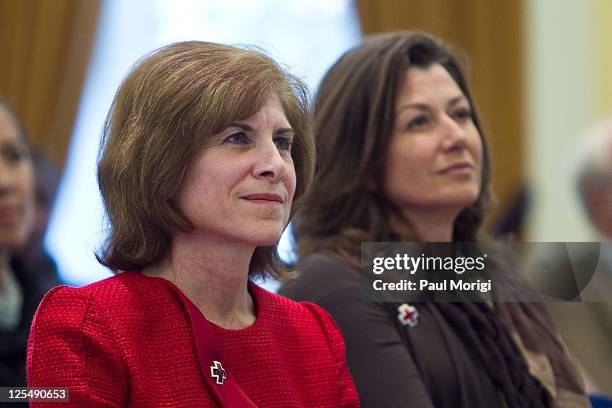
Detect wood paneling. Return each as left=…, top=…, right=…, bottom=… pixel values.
left=0, top=0, right=100, bottom=168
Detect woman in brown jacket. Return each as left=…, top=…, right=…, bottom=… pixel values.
left=280, top=31, right=589, bottom=408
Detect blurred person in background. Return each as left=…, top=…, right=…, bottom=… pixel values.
left=280, top=31, right=589, bottom=407
left=547, top=118, right=612, bottom=396
left=576, top=118, right=612, bottom=241
left=27, top=41, right=359, bottom=407
left=18, top=148, right=60, bottom=291
left=0, top=96, right=41, bottom=387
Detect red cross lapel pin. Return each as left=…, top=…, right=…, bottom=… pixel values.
left=210, top=360, right=226, bottom=385
left=397, top=303, right=419, bottom=328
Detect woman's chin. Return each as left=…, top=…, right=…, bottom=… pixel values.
left=0, top=229, right=30, bottom=251
left=445, top=186, right=481, bottom=208
left=418, top=193, right=480, bottom=216
left=242, top=230, right=284, bottom=248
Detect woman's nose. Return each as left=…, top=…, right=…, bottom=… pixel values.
left=0, top=160, right=18, bottom=193
left=440, top=115, right=468, bottom=151
left=252, top=140, right=285, bottom=182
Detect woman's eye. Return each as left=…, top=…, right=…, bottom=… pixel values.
left=453, top=108, right=473, bottom=122
left=1, top=146, right=28, bottom=164
left=224, top=132, right=248, bottom=145
left=406, top=115, right=429, bottom=131
left=273, top=136, right=292, bottom=151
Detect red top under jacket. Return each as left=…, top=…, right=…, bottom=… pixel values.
left=26, top=271, right=359, bottom=407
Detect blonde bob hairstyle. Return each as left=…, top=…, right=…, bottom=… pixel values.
left=96, top=41, right=314, bottom=280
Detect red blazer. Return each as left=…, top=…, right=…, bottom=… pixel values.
left=27, top=271, right=359, bottom=407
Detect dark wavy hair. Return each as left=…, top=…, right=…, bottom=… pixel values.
left=96, top=41, right=315, bottom=280
left=294, top=31, right=492, bottom=266
left=0, top=96, right=30, bottom=144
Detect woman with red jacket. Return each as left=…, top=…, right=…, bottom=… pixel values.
left=27, top=41, right=359, bottom=408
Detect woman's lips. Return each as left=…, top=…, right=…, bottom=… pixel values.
left=0, top=206, right=21, bottom=223
left=241, top=193, right=284, bottom=204
left=439, top=163, right=473, bottom=175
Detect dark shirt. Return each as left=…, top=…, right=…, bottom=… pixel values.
left=280, top=253, right=504, bottom=408
left=0, top=256, right=48, bottom=387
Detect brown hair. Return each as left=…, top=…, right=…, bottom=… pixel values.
left=97, top=41, right=314, bottom=280
left=0, top=96, right=30, bottom=145
left=294, top=31, right=492, bottom=266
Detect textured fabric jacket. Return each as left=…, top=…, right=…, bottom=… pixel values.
left=27, top=271, right=359, bottom=407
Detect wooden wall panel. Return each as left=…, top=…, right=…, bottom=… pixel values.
left=0, top=0, right=100, bottom=168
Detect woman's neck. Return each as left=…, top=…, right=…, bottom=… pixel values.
left=400, top=207, right=458, bottom=242
left=143, top=232, right=256, bottom=329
